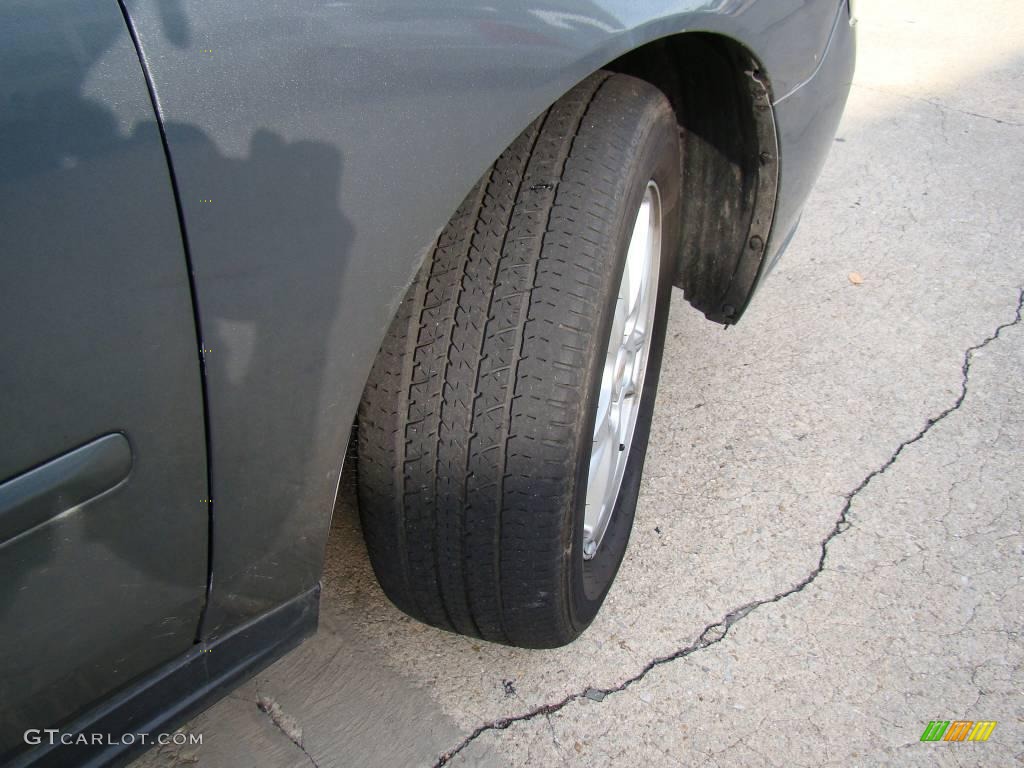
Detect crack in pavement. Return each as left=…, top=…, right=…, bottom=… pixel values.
left=851, top=84, right=1024, bottom=128
left=256, top=690, right=321, bottom=768
left=433, top=286, right=1024, bottom=768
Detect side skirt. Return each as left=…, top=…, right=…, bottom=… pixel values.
left=11, top=586, right=320, bottom=768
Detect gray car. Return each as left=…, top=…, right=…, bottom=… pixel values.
left=0, top=0, right=854, bottom=764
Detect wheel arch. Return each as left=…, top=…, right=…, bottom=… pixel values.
left=605, top=33, right=780, bottom=325
left=389, top=29, right=782, bottom=327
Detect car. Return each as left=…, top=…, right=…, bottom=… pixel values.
left=0, top=0, right=855, bottom=764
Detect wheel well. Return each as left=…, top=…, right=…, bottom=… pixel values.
left=606, top=33, right=779, bottom=324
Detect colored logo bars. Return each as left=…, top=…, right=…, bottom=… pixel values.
left=920, top=721, right=997, bottom=742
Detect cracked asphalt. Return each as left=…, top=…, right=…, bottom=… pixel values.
left=135, top=1, right=1024, bottom=766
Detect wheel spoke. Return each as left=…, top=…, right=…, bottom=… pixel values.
left=610, top=297, right=627, bottom=350
left=625, top=326, right=646, bottom=353
left=584, top=182, right=661, bottom=560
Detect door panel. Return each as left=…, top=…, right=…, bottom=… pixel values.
left=0, top=0, right=208, bottom=756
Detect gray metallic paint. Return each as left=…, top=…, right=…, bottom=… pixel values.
left=122, top=0, right=848, bottom=638
left=0, top=0, right=208, bottom=751
left=769, top=4, right=857, bottom=268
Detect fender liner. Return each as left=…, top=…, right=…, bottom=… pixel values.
left=671, top=40, right=779, bottom=324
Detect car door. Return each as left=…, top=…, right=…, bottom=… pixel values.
left=0, top=0, right=208, bottom=757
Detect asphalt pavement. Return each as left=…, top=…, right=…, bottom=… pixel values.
left=136, top=1, right=1024, bottom=765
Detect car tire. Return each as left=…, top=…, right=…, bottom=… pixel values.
left=357, top=71, right=681, bottom=648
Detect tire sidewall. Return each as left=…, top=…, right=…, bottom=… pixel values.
left=568, top=101, right=681, bottom=626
